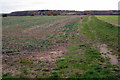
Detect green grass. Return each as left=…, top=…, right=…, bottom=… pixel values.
left=81, top=16, right=119, bottom=53
left=96, top=16, right=119, bottom=26
left=49, top=16, right=119, bottom=79
left=53, top=44, right=117, bottom=78
left=53, top=21, right=78, bottom=43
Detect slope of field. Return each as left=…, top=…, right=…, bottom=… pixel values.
left=2, top=16, right=74, bottom=52
left=2, top=15, right=120, bottom=79
left=96, top=16, right=119, bottom=26
left=2, top=16, right=82, bottom=78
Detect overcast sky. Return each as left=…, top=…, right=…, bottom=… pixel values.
left=0, top=0, right=119, bottom=13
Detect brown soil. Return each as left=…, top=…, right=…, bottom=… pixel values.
left=99, top=44, right=118, bottom=65
left=2, top=16, right=84, bottom=76
left=27, top=44, right=68, bottom=62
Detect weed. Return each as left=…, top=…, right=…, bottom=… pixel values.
left=19, top=59, right=33, bottom=64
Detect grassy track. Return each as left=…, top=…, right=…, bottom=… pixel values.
left=48, top=16, right=119, bottom=78
left=82, top=16, right=119, bottom=52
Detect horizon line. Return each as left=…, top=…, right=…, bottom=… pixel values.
left=0, top=9, right=119, bottom=14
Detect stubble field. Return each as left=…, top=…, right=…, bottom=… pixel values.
left=2, top=15, right=120, bottom=79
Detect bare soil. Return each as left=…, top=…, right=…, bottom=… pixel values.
left=99, top=44, right=118, bottom=65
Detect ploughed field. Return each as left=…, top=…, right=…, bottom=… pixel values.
left=2, top=15, right=120, bottom=79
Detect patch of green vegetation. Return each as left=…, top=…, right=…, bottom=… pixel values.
left=2, top=73, right=14, bottom=78
left=81, top=68, right=117, bottom=79
left=2, top=49, right=19, bottom=55
left=3, top=36, right=53, bottom=52
left=2, top=72, right=30, bottom=79
left=96, top=16, right=119, bottom=26
left=51, top=17, right=119, bottom=78
left=38, top=40, right=52, bottom=48
left=38, top=61, right=45, bottom=67
left=49, top=72, right=60, bottom=78
left=19, top=59, right=33, bottom=64
left=82, top=16, right=89, bottom=22
left=81, top=16, right=119, bottom=53
left=36, top=72, right=50, bottom=78
left=56, top=43, right=113, bottom=78
left=19, top=67, right=29, bottom=74
left=54, top=21, right=79, bottom=43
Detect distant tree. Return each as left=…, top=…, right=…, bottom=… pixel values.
left=31, top=14, right=34, bottom=16
left=2, top=14, right=8, bottom=17
left=53, top=12, right=60, bottom=16
left=46, top=11, right=53, bottom=16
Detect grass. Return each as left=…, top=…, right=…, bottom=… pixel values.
left=19, top=59, right=33, bottom=64
left=49, top=15, right=119, bottom=79
left=53, top=21, right=78, bottom=43
left=81, top=16, right=119, bottom=53
left=53, top=43, right=117, bottom=78
left=96, top=16, right=119, bottom=26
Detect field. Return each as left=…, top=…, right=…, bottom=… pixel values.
left=2, top=15, right=120, bottom=79
left=96, top=16, right=119, bottom=26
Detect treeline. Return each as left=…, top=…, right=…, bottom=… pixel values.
left=2, top=10, right=120, bottom=17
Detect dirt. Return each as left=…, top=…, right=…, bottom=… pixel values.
left=2, top=42, right=68, bottom=76
left=99, top=44, right=118, bottom=65
left=2, top=16, right=76, bottom=75
left=2, top=64, right=21, bottom=75
left=2, top=16, right=80, bottom=76
left=27, top=44, right=68, bottom=62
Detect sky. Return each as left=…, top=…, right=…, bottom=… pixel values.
left=0, top=0, right=119, bottom=13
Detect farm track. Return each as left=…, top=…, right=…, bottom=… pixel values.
left=84, top=16, right=119, bottom=66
